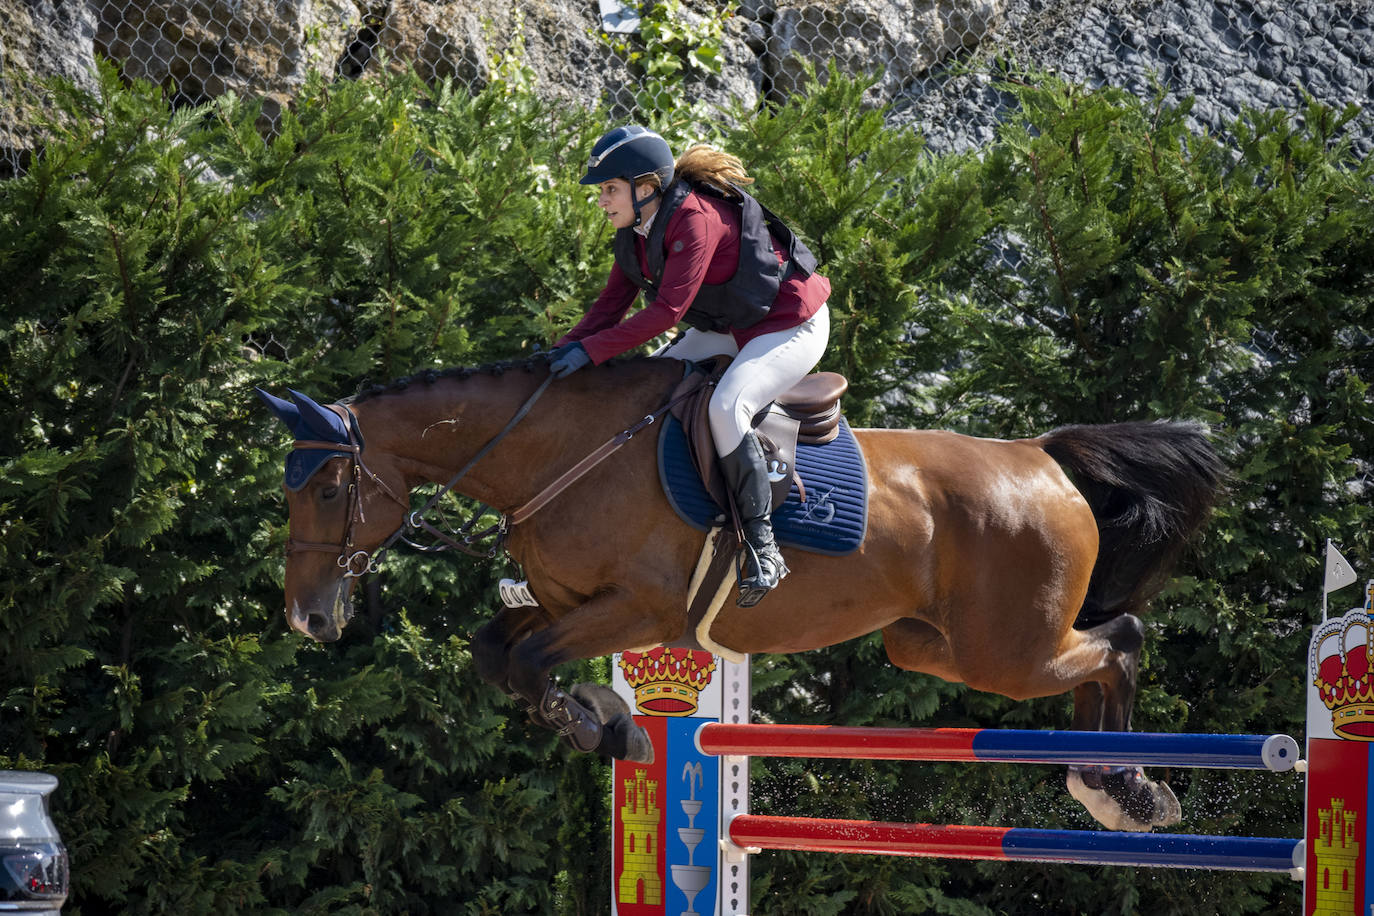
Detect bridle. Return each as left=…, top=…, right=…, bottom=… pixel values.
left=285, top=404, right=412, bottom=578
left=283, top=369, right=698, bottom=579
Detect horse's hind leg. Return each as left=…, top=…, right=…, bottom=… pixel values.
left=881, top=618, right=960, bottom=683
left=1063, top=613, right=1181, bottom=832
left=1067, top=613, right=1142, bottom=732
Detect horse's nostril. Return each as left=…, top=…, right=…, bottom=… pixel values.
left=308, top=611, right=331, bottom=639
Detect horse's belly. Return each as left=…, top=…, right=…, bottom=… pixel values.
left=706, top=428, right=1098, bottom=660
left=706, top=546, right=919, bottom=654
left=710, top=597, right=908, bottom=655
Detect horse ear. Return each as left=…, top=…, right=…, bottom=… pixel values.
left=286, top=388, right=350, bottom=443
left=256, top=387, right=306, bottom=437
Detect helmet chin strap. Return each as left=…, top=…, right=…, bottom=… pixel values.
left=629, top=181, right=662, bottom=228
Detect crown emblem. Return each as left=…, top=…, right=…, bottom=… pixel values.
left=618, top=648, right=716, bottom=716
left=1311, top=580, right=1374, bottom=741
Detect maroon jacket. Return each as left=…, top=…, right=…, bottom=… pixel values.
left=557, top=191, right=831, bottom=364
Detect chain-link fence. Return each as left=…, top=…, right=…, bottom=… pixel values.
left=3, top=0, right=1372, bottom=177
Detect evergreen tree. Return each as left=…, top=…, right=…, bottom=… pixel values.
left=0, top=64, right=612, bottom=915
left=0, top=60, right=1368, bottom=916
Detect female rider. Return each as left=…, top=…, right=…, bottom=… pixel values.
left=548, top=125, right=831, bottom=608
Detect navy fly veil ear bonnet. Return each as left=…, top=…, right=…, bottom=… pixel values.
left=255, top=387, right=354, bottom=490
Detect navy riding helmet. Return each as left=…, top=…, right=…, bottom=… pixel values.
left=581, top=125, right=675, bottom=224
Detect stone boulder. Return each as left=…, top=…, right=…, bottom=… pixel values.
left=362, top=0, right=759, bottom=116
left=764, top=0, right=1006, bottom=103
left=360, top=0, right=621, bottom=106
left=93, top=0, right=363, bottom=126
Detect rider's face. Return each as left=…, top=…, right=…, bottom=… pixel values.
left=597, top=178, right=659, bottom=230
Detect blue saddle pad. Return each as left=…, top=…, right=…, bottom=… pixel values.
left=657, top=414, right=869, bottom=556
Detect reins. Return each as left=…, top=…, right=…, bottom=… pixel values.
left=394, top=374, right=557, bottom=560
left=507, top=389, right=690, bottom=525
left=287, top=371, right=696, bottom=578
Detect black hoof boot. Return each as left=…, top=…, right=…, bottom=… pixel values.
left=565, top=683, right=654, bottom=762
left=538, top=684, right=604, bottom=754
left=737, top=519, right=788, bottom=608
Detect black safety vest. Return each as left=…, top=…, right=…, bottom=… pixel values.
left=612, top=180, right=819, bottom=333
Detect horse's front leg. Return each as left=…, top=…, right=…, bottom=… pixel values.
left=506, top=587, right=681, bottom=763
left=471, top=605, right=545, bottom=696
left=473, top=606, right=582, bottom=740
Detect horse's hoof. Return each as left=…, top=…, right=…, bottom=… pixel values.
left=1067, top=766, right=1180, bottom=832
left=1148, top=778, right=1182, bottom=827
left=1067, top=768, right=1142, bottom=831
left=565, top=684, right=653, bottom=763
left=569, top=682, right=632, bottom=723
left=599, top=713, right=655, bottom=764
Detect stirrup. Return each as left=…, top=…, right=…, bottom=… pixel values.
left=735, top=539, right=788, bottom=608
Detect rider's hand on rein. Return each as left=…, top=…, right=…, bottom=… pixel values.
left=549, top=342, right=591, bottom=379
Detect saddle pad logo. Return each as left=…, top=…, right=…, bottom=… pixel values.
left=658, top=415, right=869, bottom=556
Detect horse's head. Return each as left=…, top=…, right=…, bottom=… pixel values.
left=257, top=387, right=410, bottom=641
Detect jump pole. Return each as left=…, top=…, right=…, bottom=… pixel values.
left=695, top=722, right=1300, bottom=770
left=608, top=578, right=1373, bottom=916
left=726, top=816, right=1301, bottom=873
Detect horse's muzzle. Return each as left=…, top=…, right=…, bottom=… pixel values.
left=288, top=578, right=352, bottom=641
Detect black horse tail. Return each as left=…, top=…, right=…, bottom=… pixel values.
left=1038, top=421, right=1227, bottom=629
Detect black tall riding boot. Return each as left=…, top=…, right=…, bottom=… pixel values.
left=720, top=432, right=789, bottom=607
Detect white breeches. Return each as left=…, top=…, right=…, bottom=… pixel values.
left=653, top=304, right=830, bottom=455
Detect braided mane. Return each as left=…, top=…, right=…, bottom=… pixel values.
left=351, top=356, right=549, bottom=402
left=349, top=353, right=656, bottom=403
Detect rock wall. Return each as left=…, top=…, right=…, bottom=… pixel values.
left=891, top=0, right=1374, bottom=155
left=2, top=0, right=1007, bottom=143
left=92, top=0, right=359, bottom=123
left=1, top=0, right=1370, bottom=158
left=1, top=0, right=99, bottom=149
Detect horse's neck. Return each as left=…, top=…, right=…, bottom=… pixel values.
left=353, top=362, right=676, bottom=509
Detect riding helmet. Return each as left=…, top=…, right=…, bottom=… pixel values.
left=581, top=125, right=675, bottom=188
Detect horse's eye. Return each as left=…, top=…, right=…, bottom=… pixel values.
left=321, top=485, right=339, bottom=499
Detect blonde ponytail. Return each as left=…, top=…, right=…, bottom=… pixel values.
left=674, top=144, right=754, bottom=196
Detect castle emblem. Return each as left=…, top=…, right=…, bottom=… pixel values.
left=1311, top=797, right=1359, bottom=915
left=618, top=768, right=663, bottom=906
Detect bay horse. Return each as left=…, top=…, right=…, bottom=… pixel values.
left=258, top=355, right=1224, bottom=833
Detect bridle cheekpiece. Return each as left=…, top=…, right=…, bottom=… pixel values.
left=286, top=404, right=409, bottom=578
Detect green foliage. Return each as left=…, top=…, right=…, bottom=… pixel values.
left=718, top=64, right=950, bottom=424
left=0, top=58, right=1369, bottom=916
left=598, top=0, right=732, bottom=115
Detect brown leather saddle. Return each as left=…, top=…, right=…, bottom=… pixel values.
left=668, top=356, right=848, bottom=518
